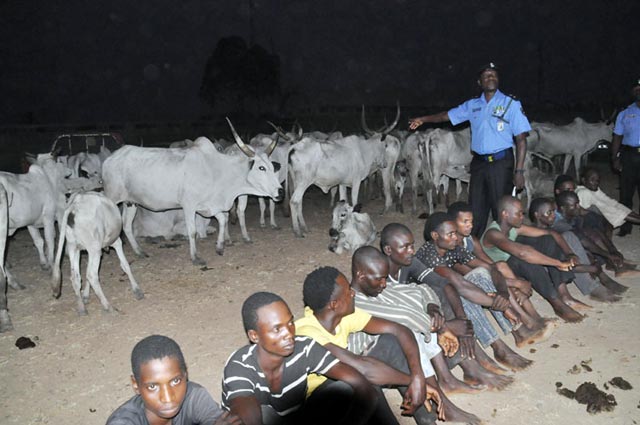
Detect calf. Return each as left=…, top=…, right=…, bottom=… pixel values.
left=328, top=201, right=377, bottom=255
left=52, top=192, right=143, bottom=315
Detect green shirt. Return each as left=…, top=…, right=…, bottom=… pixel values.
left=481, top=221, right=517, bottom=262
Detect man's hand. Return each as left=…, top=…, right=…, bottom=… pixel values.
left=513, top=172, right=525, bottom=191
left=458, top=335, right=476, bottom=359
left=511, top=288, right=529, bottom=306
left=557, top=260, right=574, bottom=272
left=424, top=385, right=445, bottom=421
left=437, top=329, right=459, bottom=357
left=514, top=279, right=532, bottom=297
left=613, top=157, right=622, bottom=172
left=408, top=117, right=425, bottom=130
left=214, top=411, right=243, bottom=425
left=445, top=318, right=474, bottom=337
left=427, top=304, right=445, bottom=332
left=609, top=254, right=624, bottom=269
left=567, top=254, right=579, bottom=267
left=401, top=374, right=427, bottom=416
left=504, top=307, right=520, bottom=326
left=488, top=292, right=510, bottom=311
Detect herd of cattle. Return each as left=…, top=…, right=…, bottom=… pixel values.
left=0, top=109, right=614, bottom=333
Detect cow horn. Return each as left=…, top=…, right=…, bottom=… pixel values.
left=226, top=117, right=255, bottom=157
left=266, top=135, right=278, bottom=156
left=267, top=121, right=292, bottom=142
left=381, top=102, right=401, bottom=136
left=361, top=105, right=374, bottom=136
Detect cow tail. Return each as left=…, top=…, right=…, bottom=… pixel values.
left=424, top=132, right=434, bottom=184
left=285, top=145, right=294, bottom=206
left=51, top=204, right=72, bottom=298
left=0, top=183, right=7, bottom=277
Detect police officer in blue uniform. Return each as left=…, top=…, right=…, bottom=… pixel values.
left=611, top=78, right=640, bottom=236
left=409, top=63, right=531, bottom=236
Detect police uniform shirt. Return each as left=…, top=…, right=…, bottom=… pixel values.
left=614, top=102, right=640, bottom=147
left=448, top=90, right=531, bottom=155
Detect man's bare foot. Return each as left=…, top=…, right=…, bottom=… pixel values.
left=550, top=299, right=583, bottom=323
left=589, top=286, right=622, bottom=303
left=514, top=323, right=550, bottom=347
left=461, top=361, right=514, bottom=391
left=599, top=273, right=629, bottom=294
left=440, top=395, right=483, bottom=425
left=473, top=345, right=510, bottom=375
left=438, top=377, right=487, bottom=395
left=614, top=268, right=640, bottom=278
left=492, top=340, right=533, bottom=371
left=561, top=296, right=592, bottom=311
left=516, top=319, right=556, bottom=347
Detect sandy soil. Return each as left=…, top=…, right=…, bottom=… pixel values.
left=1, top=178, right=639, bottom=425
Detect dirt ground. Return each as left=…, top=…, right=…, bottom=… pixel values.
left=1, top=169, right=639, bottom=425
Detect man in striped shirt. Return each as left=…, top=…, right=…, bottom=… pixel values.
left=221, top=292, right=378, bottom=425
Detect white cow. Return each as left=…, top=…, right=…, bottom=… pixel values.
left=102, top=119, right=282, bottom=265
left=133, top=208, right=212, bottom=241
left=66, top=145, right=111, bottom=179
left=522, top=151, right=556, bottom=207
left=0, top=183, right=12, bottom=332
left=0, top=154, right=68, bottom=282
left=51, top=192, right=143, bottom=315
left=288, top=126, right=399, bottom=237
left=418, top=128, right=472, bottom=214
left=528, top=118, right=613, bottom=180
left=328, top=201, right=376, bottom=255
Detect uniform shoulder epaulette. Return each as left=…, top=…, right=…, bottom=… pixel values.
left=506, top=93, right=519, bottom=101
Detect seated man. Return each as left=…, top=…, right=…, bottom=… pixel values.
left=576, top=167, right=640, bottom=233
left=107, top=334, right=240, bottom=425
left=379, top=223, right=514, bottom=390
left=447, top=201, right=554, bottom=336
left=350, top=246, right=486, bottom=425
left=295, top=266, right=439, bottom=425
left=418, top=212, right=541, bottom=371
left=554, top=174, right=611, bottom=236
left=481, top=196, right=586, bottom=323
left=222, top=292, right=378, bottom=425
left=554, top=192, right=633, bottom=288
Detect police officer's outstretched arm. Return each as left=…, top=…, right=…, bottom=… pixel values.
left=408, top=111, right=450, bottom=130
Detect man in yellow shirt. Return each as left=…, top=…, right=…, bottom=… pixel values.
left=295, top=266, right=443, bottom=425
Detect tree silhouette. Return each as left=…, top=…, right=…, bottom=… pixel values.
left=199, top=36, right=280, bottom=115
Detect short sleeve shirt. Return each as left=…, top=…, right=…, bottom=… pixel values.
left=415, top=241, right=475, bottom=269
left=448, top=90, right=531, bottom=154
left=614, top=103, right=640, bottom=147
left=221, top=337, right=339, bottom=418
left=106, top=381, right=222, bottom=425
left=295, top=307, right=372, bottom=395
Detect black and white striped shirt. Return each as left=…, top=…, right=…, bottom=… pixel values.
left=221, top=336, right=339, bottom=418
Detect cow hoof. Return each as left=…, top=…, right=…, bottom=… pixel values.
left=293, top=232, right=305, bottom=238
left=271, top=224, right=280, bottom=230
left=9, top=280, right=26, bottom=290
left=77, top=308, right=89, bottom=316
left=260, top=223, right=267, bottom=228
left=136, top=251, right=149, bottom=259
left=133, top=289, right=145, bottom=300
left=40, top=264, right=51, bottom=271
left=243, top=239, right=253, bottom=244
left=192, top=256, right=207, bottom=266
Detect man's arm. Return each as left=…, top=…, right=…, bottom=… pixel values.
left=463, top=258, right=510, bottom=299
left=485, top=229, right=572, bottom=270
left=323, top=362, right=380, bottom=425
left=513, top=133, right=527, bottom=190
left=228, top=396, right=263, bottom=425
left=408, top=111, right=450, bottom=130
left=433, top=265, right=509, bottom=311
left=516, top=225, right=577, bottom=259
left=611, top=133, right=623, bottom=172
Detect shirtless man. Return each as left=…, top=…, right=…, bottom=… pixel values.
left=481, top=196, right=585, bottom=323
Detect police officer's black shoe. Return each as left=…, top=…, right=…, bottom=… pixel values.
left=617, top=226, right=632, bottom=237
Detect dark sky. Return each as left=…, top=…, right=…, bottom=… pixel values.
left=0, top=0, right=637, bottom=125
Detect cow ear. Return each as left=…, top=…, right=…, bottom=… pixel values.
left=248, top=160, right=255, bottom=169
left=272, top=161, right=281, bottom=172
left=353, top=203, right=362, bottom=213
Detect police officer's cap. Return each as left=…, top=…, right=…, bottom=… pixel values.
left=478, top=62, right=499, bottom=77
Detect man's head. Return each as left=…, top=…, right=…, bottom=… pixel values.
left=242, top=292, right=295, bottom=357
left=632, top=78, right=640, bottom=101
left=424, top=212, right=458, bottom=251
left=380, top=223, right=415, bottom=266
left=497, top=196, right=525, bottom=228
left=554, top=174, right=576, bottom=195
left=130, top=335, right=188, bottom=423
left=303, top=266, right=355, bottom=318
left=351, top=246, right=390, bottom=298
left=477, top=62, right=499, bottom=92
left=581, top=167, right=600, bottom=191
left=555, top=190, right=581, bottom=219
left=447, top=201, right=474, bottom=237
left=529, top=197, right=556, bottom=226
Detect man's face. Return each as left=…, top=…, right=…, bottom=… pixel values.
left=332, top=273, right=356, bottom=317
left=131, top=356, right=188, bottom=423
left=560, top=197, right=580, bottom=218
left=505, top=200, right=525, bottom=228
left=536, top=202, right=556, bottom=227
left=434, top=221, right=459, bottom=251
left=478, top=69, right=499, bottom=92
left=454, top=211, right=474, bottom=237
left=385, top=231, right=415, bottom=267
left=555, top=180, right=576, bottom=195
left=633, top=86, right=640, bottom=102
left=582, top=171, right=600, bottom=192
left=250, top=301, right=296, bottom=358
left=358, top=259, right=390, bottom=298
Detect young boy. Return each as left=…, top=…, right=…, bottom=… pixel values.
left=107, top=334, right=239, bottom=425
